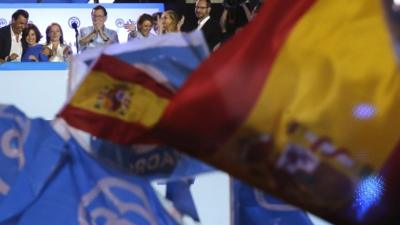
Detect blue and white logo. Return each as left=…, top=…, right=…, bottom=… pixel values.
left=68, top=17, right=81, bottom=29
left=78, top=177, right=157, bottom=225
left=0, top=110, right=30, bottom=170
left=115, top=18, right=125, bottom=28
left=0, top=18, right=7, bottom=28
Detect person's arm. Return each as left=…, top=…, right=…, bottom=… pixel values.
left=157, top=14, right=164, bottom=35
left=177, top=15, right=185, bottom=32
left=220, top=8, right=228, bottom=34
left=97, top=28, right=110, bottom=43
left=123, top=20, right=136, bottom=32
left=42, top=46, right=52, bottom=57
left=240, top=3, right=253, bottom=22
left=112, top=31, right=119, bottom=44
left=79, top=28, right=96, bottom=45
left=5, top=53, right=19, bottom=62
left=63, top=45, right=72, bottom=57
left=28, top=54, right=38, bottom=62
left=128, top=30, right=138, bottom=41
left=39, top=52, right=49, bottom=62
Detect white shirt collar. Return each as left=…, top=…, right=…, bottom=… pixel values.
left=197, top=16, right=210, bottom=30
left=10, top=26, right=21, bottom=41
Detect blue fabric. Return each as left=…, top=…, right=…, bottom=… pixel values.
left=79, top=32, right=208, bottom=88
left=7, top=139, right=180, bottom=225
left=114, top=45, right=207, bottom=89
left=21, top=44, right=48, bottom=62
left=166, top=179, right=199, bottom=222
left=0, top=105, right=67, bottom=222
left=0, top=105, right=180, bottom=225
left=89, top=138, right=214, bottom=180
left=0, top=0, right=88, bottom=2
left=232, top=179, right=314, bottom=225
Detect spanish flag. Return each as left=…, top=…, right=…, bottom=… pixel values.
left=151, top=0, right=400, bottom=224
left=59, top=55, right=174, bottom=144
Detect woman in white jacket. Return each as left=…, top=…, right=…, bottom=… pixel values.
left=43, top=23, right=72, bottom=62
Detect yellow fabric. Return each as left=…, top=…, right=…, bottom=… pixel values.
left=69, top=70, right=170, bottom=127
left=233, top=0, right=400, bottom=172
left=238, top=0, right=400, bottom=171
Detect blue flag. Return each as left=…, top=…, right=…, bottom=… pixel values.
left=232, top=179, right=314, bottom=225
left=0, top=105, right=29, bottom=200
left=8, top=139, right=181, bottom=225
left=0, top=105, right=182, bottom=225
left=0, top=104, right=67, bottom=217
left=166, top=178, right=199, bottom=222
left=89, top=139, right=214, bottom=181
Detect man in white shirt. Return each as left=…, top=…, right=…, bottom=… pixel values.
left=79, top=5, right=119, bottom=52
left=194, top=0, right=222, bottom=51
left=0, top=9, right=29, bottom=63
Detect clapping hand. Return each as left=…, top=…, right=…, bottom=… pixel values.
left=8, top=53, right=19, bottom=61
left=28, top=55, right=38, bottom=62
left=42, top=46, right=52, bottom=56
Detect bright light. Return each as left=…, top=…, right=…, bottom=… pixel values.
left=352, top=103, right=376, bottom=120
left=353, top=175, right=384, bottom=220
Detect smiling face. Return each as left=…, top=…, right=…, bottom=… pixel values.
left=11, top=15, right=28, bottom=35
left=161, top=12, right=172, bottom=30
left=26, top=29, right=37, bottom=46
left=138, top=20, right=153, bottom=37
left=161, top=11, right=178, bottom=33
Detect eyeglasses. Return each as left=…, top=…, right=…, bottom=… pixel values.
left=195, top=6, right=208, bottom=9
left=92, top=15, right=105, bottom=18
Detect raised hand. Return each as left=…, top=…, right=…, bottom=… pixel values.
left=123, top=19, right=136, bottom=32
left=177, top=15, right=185, bottom=31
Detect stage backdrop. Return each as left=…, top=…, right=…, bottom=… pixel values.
left=0, top=3, right=164, bottom=53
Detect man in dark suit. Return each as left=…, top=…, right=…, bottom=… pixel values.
left=195, top=0, right=222, bottom=51
left=0, top=9, right=29, bottom=63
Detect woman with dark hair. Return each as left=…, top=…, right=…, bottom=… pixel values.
left=44, top=23, right=72, bottom=62
left=124, top=13, right=155, bottom=41
left=21, top=24, right=48, bottom=62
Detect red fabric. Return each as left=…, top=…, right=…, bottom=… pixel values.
left=59, top=55, right=173, bottom=144
left=94, top=55, right=174, bottom=99
left=59, top=105, right=150, bottom=144
left=154, top=0, right=316, bottom=155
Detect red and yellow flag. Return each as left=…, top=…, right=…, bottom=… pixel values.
left=59, top=55, right=174, bottom=144
left=152, top=0, right=400, bottom=224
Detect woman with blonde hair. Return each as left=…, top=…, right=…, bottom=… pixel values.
left=158, top=10, right=183, bottom=34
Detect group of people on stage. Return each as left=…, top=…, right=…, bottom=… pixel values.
left=0, top=0, right=263, bottom=63
left=0, top=9, right=72, bottom=63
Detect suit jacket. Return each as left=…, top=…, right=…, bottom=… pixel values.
left=0, top=25, right=12, bottom=60
left=200, top=18, right=222, bottom=51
